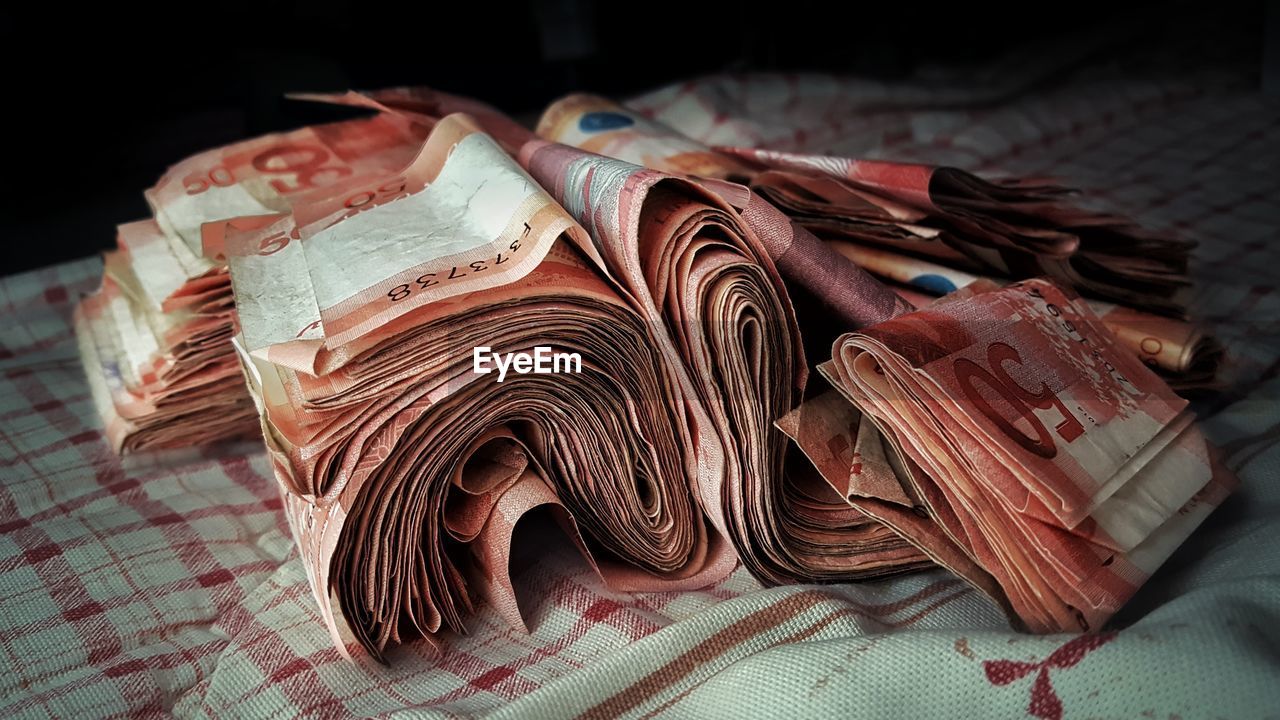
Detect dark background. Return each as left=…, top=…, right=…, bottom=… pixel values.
left=1, top=1, right=1272, bottom=274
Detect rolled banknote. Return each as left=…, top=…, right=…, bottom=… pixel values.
left=721, top=145, right=1194, bottom=317
left=827, top=240, right=1221, bottom=379
left=532, top=92, right=1194, bottom=317
left=515, top=137, right=935, bottom=584
left=802, top=278, right=1236, bottom=632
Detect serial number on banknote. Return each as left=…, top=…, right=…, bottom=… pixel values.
left=386, top=225, right=532, bottom=303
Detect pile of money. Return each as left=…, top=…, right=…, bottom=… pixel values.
left=72, top=85, right=1236, bottom=656
left=75, top=221, right=253, bottom=452
left=226, top=113, right=947, bottom=659
left=75, top=114, right=427, bottom=452
left=785, top=279, right=1236, bottom=632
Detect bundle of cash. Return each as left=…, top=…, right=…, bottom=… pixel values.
left=785, top=279, right=1235, bottom=631
left=75, top=114, right=427, bottom=451
left=70, top=86, right=1234, bottom=657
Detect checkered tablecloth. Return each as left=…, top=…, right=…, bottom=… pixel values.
left=3, top=23, right=1280, bottom=719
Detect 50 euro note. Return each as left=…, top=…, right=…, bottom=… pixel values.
left=535, top=93, right=1194, bottom=317
left=513, top=137, right=935, bottom=585
left=784, top=278, right=1236, bottom=633
left=147, top=112, right=427, bottom=267
left=827, top=240, right=1222, bottom=389
left=76, top=113, right=430, bottom=452
left=224, top=112, right=822, bottom=661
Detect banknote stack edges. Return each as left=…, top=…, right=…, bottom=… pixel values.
left=72, top=85, right=1237, bottom=658
left=75, top=114, right=428, bottom=452
left=829, top=243, right=1223, bottom=392
left=784, top=280, right=1236, bottom=631
left=75, top=220, right=255, bottom=452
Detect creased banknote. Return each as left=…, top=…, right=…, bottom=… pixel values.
left=789, top=279, right=1236, bottom=632
left=537, top=93, right=1195, bottom=318
left=76, top=114, right=428, bottom=452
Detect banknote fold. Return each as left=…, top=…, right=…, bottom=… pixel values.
left=795, top=279, right=1236, bottom=632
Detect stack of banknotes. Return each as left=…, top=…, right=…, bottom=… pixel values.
left=75, top=220, right=252, bottom=452
left=76, top=113, right=429, bottom=451
left=783, top=279, right=1234, bottom=632
left=74, top=86, right=1235, bottom=659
